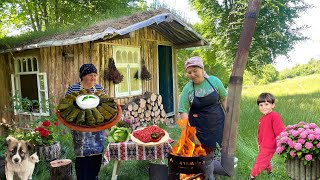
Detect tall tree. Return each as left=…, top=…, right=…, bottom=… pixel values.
left=190, top=0, right=311, bottom=74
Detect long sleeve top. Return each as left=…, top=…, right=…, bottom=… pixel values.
left=257, top=111, right=285, bottom=151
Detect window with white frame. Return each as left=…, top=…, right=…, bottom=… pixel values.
left=113, top=46, right=142, bottom=97
left=11, top=56, right=50, bottom=116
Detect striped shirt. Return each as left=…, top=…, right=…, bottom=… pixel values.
left=65, top=82, right=107, bottom=157
left=65, top=82, right=106, bottom=95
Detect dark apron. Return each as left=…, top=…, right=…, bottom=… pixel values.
left=188, top=78, right=225, bottom=149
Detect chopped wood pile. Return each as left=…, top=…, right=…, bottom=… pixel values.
left=124, top=92, right=166, bottom=127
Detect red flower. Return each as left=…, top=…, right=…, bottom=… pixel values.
left=42, top=120, right=51, bottom=127
left=35, top=127, right=45, bottom=132
left=54, top=122, right=58, bottom=126
left=40, top=129, right=50, bottom=137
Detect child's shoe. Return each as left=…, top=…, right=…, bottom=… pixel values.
left=247, top=175, right=256, bottom=180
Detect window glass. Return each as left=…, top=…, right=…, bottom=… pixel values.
left=118, top=67, right=128, bottom=94
left=122, top=51, right=127, bottom=63
left=130, top=67, right=140, bottom=92
left=17, top=60, right=21, bottom=72
left=20, top=74, right=39, bottom=112
left=134, top=52, right=139, bottom=63
left=113, top=46, right=141, bottom=97
left=27, top=58, right=32, bottom=72
left=40, top=91, right=48, bottom=113
left=12, top=56, right=48, bottom=116
left=116, top=51, right=122, bottom=63
left=22, top=58, right=27, bottom=72
left=39, top=74, right=45, bottom=90
left=33, top=58, right=38, bottom=71
left=128, top=51, right=133, bottom=63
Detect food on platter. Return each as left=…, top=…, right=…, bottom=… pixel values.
left=57, top=91, right=120, bottom=128
left=76, top=94, right=100, bottom=109
left=131, top=125, right=169, bottom=146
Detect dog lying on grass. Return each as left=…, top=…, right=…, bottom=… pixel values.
left=4, top=136, right=39, bottom=180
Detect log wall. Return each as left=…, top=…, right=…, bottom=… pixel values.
left=0, top=53, right=14, bottom=133
left=2, top=26, right=177, bottom=121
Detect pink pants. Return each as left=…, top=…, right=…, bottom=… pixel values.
left=251, top=147, right=275, bottom=177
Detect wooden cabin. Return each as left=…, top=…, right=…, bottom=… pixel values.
left=0, top=8, right=207, bottom=126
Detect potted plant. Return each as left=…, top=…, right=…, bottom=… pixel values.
left=29, top=117, right=61, bottom=161
left=276, top=121, right=320, bottom=179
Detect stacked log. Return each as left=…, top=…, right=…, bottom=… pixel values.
left=125, top=92, right=166, bottom=127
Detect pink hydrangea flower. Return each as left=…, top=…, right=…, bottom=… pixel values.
left=297, top=128, right=305, bottom=133
left=281, top=131, right=289, bottom=137
left=276, top=146, right=285, bottom=154
left=287, top=139, right=295, bottom=148
left=305, top=142, right=313, bottom=150
left=317, top=142, right=320, bottom=149
left=305, top=154, right=312, bottom=161
left=304, top=124, right=310, bottom=129
left=286, top=125, right=295, bottom=130
left=294, top=143, right=302, bottom=151
left=297, top=138, right=306, bottom=144
left=307, top=134, right=315, bottom=141
left=298, top=121, right=306, bottom=126
left=300, top=131, right=308, bottom=139
left=309, top=123, right=317, bottom=129
left=289, top=151, right=296, bottom=157
left=291, top=130, right=300, bottom=137
left=280, top=136, right=289, bottom=144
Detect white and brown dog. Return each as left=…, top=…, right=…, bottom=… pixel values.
left=4, top=136, right=39, bottom=180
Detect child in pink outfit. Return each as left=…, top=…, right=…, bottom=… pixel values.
left=249, top=93, right=285, bottom=179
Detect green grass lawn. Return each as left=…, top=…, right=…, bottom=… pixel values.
left=31, top=74, right=320, bottom=179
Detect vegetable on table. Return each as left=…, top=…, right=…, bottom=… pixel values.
left=108, top=126, right=130, bottom=143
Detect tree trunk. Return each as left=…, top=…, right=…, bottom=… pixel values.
left=50, top=159, right=73, bottom=180
left=220, top=0, right=262, bottom=176
left=37, top=141, right=61, bottom=161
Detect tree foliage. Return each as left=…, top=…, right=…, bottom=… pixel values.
left=243, top=59, right=320, bottom=85
left=190, top=0, right=311, bottom=74
left=0, top=0, right=145, bottom=34
left=279, top=59, right=320, bottom=79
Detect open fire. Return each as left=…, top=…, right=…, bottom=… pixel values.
left=168, top=119, right=214, bottom=180
left=170, top=119, right=208, bottom=157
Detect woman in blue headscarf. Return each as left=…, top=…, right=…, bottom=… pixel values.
left=65, top=63, right=106, bottom=180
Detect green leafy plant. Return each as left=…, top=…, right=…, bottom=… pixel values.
left=0, top=136, right=6, bottom=157
left=29, top=116, right=59, bottom=146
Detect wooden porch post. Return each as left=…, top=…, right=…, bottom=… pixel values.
left=216, top=0, right=263, bottom=176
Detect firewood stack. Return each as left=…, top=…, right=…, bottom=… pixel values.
left=124, top=92, right=166, bottom=127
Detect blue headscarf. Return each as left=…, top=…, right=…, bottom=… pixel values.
left=79, top=64, right=97, bottom=80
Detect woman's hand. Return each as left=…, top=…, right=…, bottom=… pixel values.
left=180, top=113, right=188, bottom=120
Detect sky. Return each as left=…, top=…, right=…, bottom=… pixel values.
left=147, top=0, right=320, bottom=71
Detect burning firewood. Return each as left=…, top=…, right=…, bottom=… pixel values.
left=171, top=119, right=207, bottom=157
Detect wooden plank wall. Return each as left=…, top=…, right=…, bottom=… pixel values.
left=39, top=42, right=94, bottom=107
left=95, top=27, right=173, bottom=106
left=3, top=26, right=174, bottom=118
left=0, top=54, right=14, bottom=132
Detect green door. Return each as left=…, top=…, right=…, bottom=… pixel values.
left=158, top=45, right=174, bottom=116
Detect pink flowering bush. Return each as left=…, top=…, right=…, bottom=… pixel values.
left=276, top=121, right=320, bottom=165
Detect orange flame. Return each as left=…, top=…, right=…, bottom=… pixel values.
left=171, top=119, right=207, bottom=157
